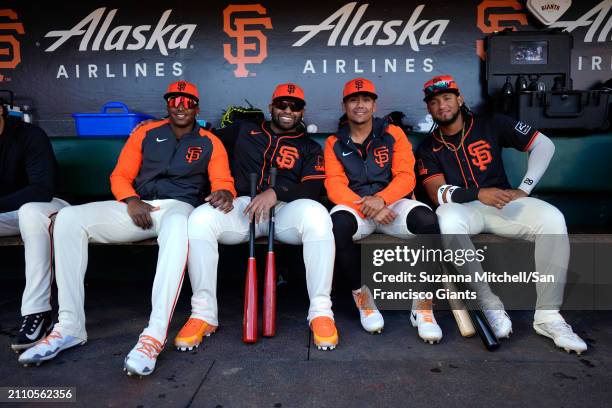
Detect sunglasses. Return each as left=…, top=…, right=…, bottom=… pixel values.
left=167, top=95, right=198, bottom=109
left=424, top=80, right=456, bottom=94
left=273, top=99, right=305, bottom=112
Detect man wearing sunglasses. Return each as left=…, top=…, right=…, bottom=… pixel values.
left=416, top=75, right=587, bottom=354
left=19, top=80, right=237, bottom=375
left=175, top=83, right=338, bottom=351
left=325, top=78, right=442, bottom=343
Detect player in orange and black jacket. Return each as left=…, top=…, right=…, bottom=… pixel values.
left=214, top=114, right=325, bottom=202
left=18, top=81, right=237, bottom=376
left=325, top=78, right=442, bottom=342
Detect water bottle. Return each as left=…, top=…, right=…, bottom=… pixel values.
left=501, top=76, right=514, bottom=114
left=516, top=75, right=528, bottom=92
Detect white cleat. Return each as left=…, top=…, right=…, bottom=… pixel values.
left=534, top=319, right=587, bottom=356
left=18, top=331, right=85, bottom=367
left=410, top=298, right=442, bottom=344
left=124, top=335, right=163, bottom=377
left=483, top=309, right=513, bottom=339
left=352, top=286, right=385, bottom=334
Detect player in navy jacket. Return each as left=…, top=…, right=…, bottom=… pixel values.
left=416, top=75, right=587, bottom=355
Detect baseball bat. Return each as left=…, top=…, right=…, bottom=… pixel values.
left=262, top=167, right=277, bottom=337
left=243, top=173, right=258, bottom=343
left=441, top=279, right=476, bottom=338
left=468, top=307, right=500, bottom=351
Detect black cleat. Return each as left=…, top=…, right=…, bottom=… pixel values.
left=11, top=311, right=53, bottom=352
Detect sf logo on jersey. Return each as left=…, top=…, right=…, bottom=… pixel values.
left=467, top=140, right=492, bottom=171
left=373, top=146, right=389, bottom=168
left=276, top=146, right=299, bottom=169
left=186, top=146, right=203, bottom=164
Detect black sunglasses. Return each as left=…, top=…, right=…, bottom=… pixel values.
left=273, top=100, right=305, bottom=112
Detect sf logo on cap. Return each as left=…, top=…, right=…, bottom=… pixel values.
left=177, top=81, right=187, bottom=91
left=355, top=80, right=364, bottom=90
left=287, top=84, right=295, bottom=94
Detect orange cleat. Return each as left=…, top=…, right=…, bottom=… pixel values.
left=174, top=318, right=217, bottom=351
left=310, top=316, right=338, bottom=350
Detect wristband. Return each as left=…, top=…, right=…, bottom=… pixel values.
left=437, top=185, right=479, bottom=204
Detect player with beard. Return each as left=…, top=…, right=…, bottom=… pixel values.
left=416, top=75, right=587, bottom=354
left=174, top=83, right=338, bottom=351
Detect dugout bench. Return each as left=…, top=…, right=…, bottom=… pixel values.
left=1, top=131, right=611, bottom=248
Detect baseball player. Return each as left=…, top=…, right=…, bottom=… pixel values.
left=174, top=83, right=338, bottom=350
left=325, top=78, right=442, bottom=343
left=18, top=81, right=236, bottom=375
left=0, top=101, right=68, bottom=351
left=416, top=75, right=587, bottom=354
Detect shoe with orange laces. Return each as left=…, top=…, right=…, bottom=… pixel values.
left=310, top=316, right=338, bottom=350
left=352, top=286, right=384, bottom=334
left=174, top=318, right=217, bottom=351
left=124, top=335, right=164, bottom=377
left=18, top=330, right=86, bottom=366
left=410, top=297, right=443, bottom=344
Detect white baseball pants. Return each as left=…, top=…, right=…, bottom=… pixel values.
left=51, top=199, right=192, bottom=343
left=0, top=198, right=69, bottom=316
left=187, top=197, right=335, bottom=325
left=330, top=198, right=430, bottom=241
left=436, top=197, right=569, bottom=311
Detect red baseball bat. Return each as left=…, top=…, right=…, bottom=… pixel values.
left=263, top=167, right=277, bottom=337
left=243, top=173, right=258, bottom=343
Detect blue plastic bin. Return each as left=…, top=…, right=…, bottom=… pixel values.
left=72, top=102, right=155, bottom=137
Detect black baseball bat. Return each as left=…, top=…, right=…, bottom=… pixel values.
left=468, top=308, right=500, bottom=351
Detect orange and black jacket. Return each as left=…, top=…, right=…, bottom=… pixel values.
left=325, top=118, right=416, bottom=216
left=214, top=121, right=325, bottom=201
left=110, top=119, right=236, bottom=207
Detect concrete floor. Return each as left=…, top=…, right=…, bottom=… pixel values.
left=0, top=245, right=610, bottom=407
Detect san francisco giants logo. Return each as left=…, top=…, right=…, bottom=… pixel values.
left=223, top=4, right=273, bottom=78
left=276, top=146, right=299, bottom=170
left=373, top=146, right=390, bottom=168
left=186, top=146, right=203, bottom=164
left=0, top=10, right=25, bottom=82
left=287, top=84, right=295, bottom=94
left=314, top=154, right=324, bottom=172
left=355, top=80, right=364, bottom=90
left=177, top=81, right=187, bottom=91
left=467, top=140, right=493, bottom=171
left=476, top=0, right=528, bottom=60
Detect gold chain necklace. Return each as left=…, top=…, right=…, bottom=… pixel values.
left=438, top=124, right=466, bottom=152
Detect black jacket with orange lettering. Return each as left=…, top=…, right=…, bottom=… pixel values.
left=214, top=121, right=325, bottom=201
left=110, top=119, right=236, bottom=207
left=324, top=118, right=416, bottom=217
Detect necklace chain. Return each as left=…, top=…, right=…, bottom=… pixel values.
left=438, top=124, right=466, bottom=152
